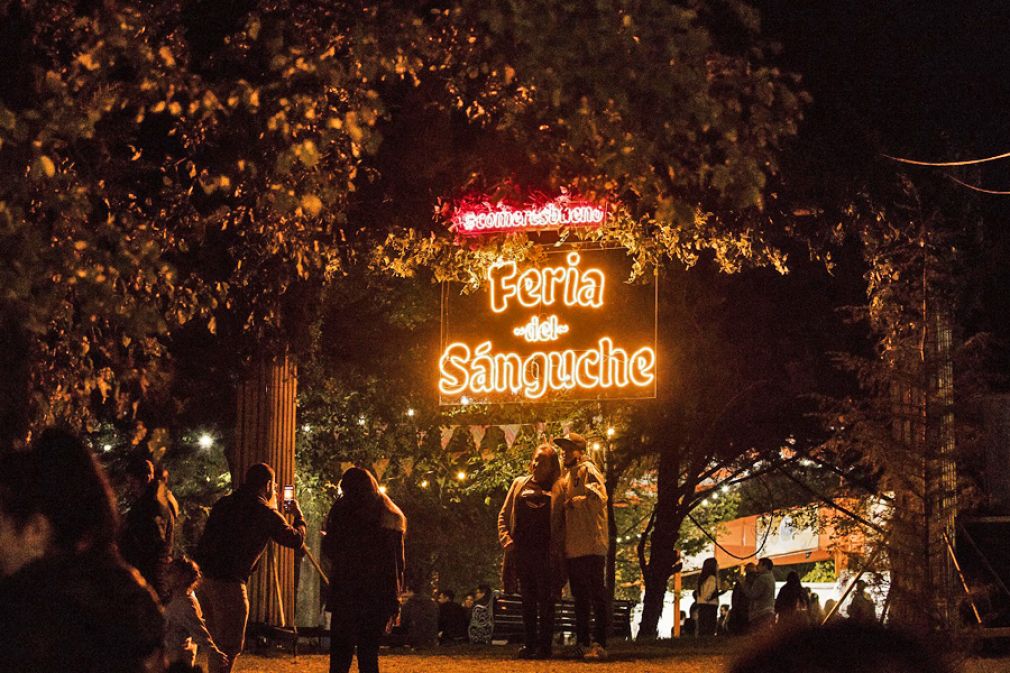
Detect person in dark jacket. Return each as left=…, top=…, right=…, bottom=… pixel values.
left=775, top=571, right=809, bottom=630
left=498, top=444, right=565, bottom=659
left=194, top=462, right=306, bottom=673
left=120, top=457, right=177, bottom=600
left=727, top=564, right=754, bottom=635
left=0, top=428, right=164, bottom=673
left=437, top=590, right=469, bottom=644
left=322, top=466, right=406, bottom=673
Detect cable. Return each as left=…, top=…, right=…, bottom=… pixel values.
left=881, top=149, right=1010, bottom=167
left=946, top=174, right=1010, bottom=195
left=686, top=509, right=773, bottom=561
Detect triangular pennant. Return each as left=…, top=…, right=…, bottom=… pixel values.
left=400, top=456, right=415, bottom=477
left=480, top=446, right=495, bottom=462
left=470, top=425, right=487, bottom=450
left=503, top=424, right=520, bottom=449
left=440, top=426, right=454, bottom=450
left=372, top=457, right=390, bottom=481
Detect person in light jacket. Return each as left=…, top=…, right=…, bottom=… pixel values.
left=498, top=444, right=566, bottom=659
left=555, top=432, right=609, bottom=660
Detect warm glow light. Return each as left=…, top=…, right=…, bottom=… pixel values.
left=456, top=471, right=467, bottom=481
left=357, top=416, right=366, bottom=426
left=378, top=485, right=387, bottom=494
left=198, top=434, right=214, bottom=450
left=452, top=197, right=607, bottom=236
left=592, top=442, right=601, bottom=451
left=439, top=338, right=656, bottom=401
left=420, top=479, right=429, bottom=489
left=607, top=427, right=615, bottom=438
left=489, top=252, right=604, bottom=314
left=513, top=315, right=570, bottom=343
left=102, top=443, right=113, bottom=452
left=406, top=408, right=415, bottom=417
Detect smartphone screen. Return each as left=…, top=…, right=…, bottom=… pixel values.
left=283, top=484, right=294, bottom=504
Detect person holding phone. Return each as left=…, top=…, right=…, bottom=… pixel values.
left=194, top=463, right=306, bottom=673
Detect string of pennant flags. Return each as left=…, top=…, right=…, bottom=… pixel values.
left=344, top=422, right=576, bottom=483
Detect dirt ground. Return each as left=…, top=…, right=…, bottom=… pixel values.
left=229, top=640, right=1010, bottom=673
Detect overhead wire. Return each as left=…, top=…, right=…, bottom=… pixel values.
left=880, top=149, right=1010, bottom=167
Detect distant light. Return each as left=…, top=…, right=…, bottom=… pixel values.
left=357, top=416, right=366, bottom=426
left=721, top=485, right=730, bottom=494
left=102, top=444, right=112, bottom=452
left=198, top=434, right=214, bottom=450
left=607, top=427, right=615, bottom=438
left=456, top=470, right=467, bottom=481
left=460, top=396, right=470, bottom=405
left=420, top=479, right=429, bottom=489
left=592, top=442, right=601, bottom=451
left=711, top=492, right=719, bottom=501
left=378, top=485, right=387, bottom=494
left=302, top=423, right=313, bottom=433
left=407, top=408, right=415, bottom=417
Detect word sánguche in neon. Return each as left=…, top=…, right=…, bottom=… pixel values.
left=513, top=315, right=570, bottom=342
left=438, top=338, right=656, bottom=401
left=454, top=200, right=606, bottom=235
left=490, top=251, right=604, bottom=313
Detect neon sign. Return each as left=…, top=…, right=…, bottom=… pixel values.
left=452, top=197, right=607, bottom=236
left=439, top=247, right=657, bottom=404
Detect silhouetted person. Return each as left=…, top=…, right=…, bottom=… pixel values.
left=729, top=621, right=952, bottom=673
left=556, top=432, right=610, bottom=660
left=775, top=571, right=809, bottom=629
left=745, top=557, right=776, bottom=631
left=0, top=428, right=164, bottom=673
left=399, top=583, right=439, bottom=649
left=194, top=463, right=306, bottom=672
left=498, top=443, right=565, bottom=659
left=697, top=557, right=722, bottom=636
left=728, top=564, right=755, bottom=635
left=437, top=590, right=469, bottom=644
left=847, top=580, right=876, bottom=623
left=322, top=467, right=406, bottom=673
left=120, top=456, right=177, bottom=600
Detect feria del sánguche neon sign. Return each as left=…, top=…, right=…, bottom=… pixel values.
left=439, top=251, right=656, bottom=401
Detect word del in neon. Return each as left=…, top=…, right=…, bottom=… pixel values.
left=491, top=252, right=605, bottom=313
left=439, top=338, right=656, bottom=401
left=513, top=315, right=570, bottom=343
left=453, top=198, right=606, bottom=236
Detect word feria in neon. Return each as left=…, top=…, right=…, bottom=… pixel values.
left=491, top=251, right=604, bottom=313
left=453, top=197, right=606, bottom=236
left=439, top=338, right=656, bottom=401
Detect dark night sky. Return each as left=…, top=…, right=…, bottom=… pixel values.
left=754, top=0, right=1010, bottom=352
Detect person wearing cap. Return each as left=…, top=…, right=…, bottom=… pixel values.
left=194, top=463, right=306, bottom=673
left=554, top=432, right=609, bottom=660
left=119, top=456, right=177, bottom=600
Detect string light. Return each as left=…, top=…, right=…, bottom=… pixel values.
left=456, top=470, right=467, bottom=481
left=407, top=408, right=415, bottom=417
left=607, top=427, right=615, bottom=438
left=378, top=485, right=387, bottom=494
left=102, top=444, right=112, bottom=452
left=198, top=434, right=214, bottom=450
left=420, top=479, right=429, bottom=489
left=591, top=441, right=602, bottom=451
left=357, top=416, right=366, bottom=426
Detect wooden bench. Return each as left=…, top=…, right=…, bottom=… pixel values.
left=490, top=592, right=634, bottom=642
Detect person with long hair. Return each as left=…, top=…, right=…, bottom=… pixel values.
left=0, top=427, right=164, bottom=673
left=498, top=444, right=566, bottom=659
left=322, top=467, right=406, bottom=673
left=775, top=570, right=809, bottom=630
left=696, top=557, right=722, bottom=636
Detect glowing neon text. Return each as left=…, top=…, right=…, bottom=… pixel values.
left=513, top=315, right=570, bottom=342
left=490, top=252, right=604, bottom=313
left=438, top=338, right=656, bottom=401
left=453, top=199, right=606, bottom=236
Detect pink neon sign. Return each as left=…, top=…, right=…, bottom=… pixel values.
left=451, top=197, right=607, bottom=236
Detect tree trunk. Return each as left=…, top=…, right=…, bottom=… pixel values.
left=230, top=353, right=298, bottom=627
left=637, top=447, right=685, bottom=639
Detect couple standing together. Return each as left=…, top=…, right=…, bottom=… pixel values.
left=498, top=432, right=609, bottom=661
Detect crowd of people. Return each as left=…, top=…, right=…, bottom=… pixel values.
left=681, top=556, right=879, bottom=637
left=0, top=425, right=894, bottom=673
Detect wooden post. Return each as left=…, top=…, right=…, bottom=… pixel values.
left=673, top=571, right=682, bottom=638
left=232, top=353, right=298, bottom=627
